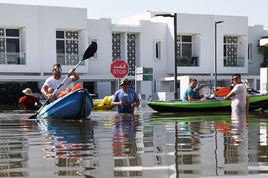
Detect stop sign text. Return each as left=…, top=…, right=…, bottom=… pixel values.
left=110, top=60, right=129, bottom=78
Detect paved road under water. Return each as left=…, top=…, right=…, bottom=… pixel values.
left=0, top=107, right=268, bottom=178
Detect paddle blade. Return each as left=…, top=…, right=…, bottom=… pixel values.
left=28, top=113, right=37, bottom=119
left=83, top=41, right=97, bottom=60
left=215, top=87, right=230, bottom=97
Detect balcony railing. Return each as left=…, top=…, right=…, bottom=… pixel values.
left=224, top=57, right=245, bottom=67
left=0, top=52, right=26, bottom=65
left=57, top=53, right=85, bottom=65
left=177, top=56, right=199, bottom=66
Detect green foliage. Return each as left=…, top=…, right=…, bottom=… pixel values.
left=258, top=45, right=268, bottom=56
left=257, top=40, right=268, bottom=67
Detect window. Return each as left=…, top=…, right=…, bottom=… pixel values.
left=56, top=30, right=80, bottom=65
left=224, top=36, right=238, bottom=67
left=112, top=33, right=137, bottom=76
left=177, top=35, right=194, bottom=66
left=155, top=41, right=161, bottom=59
left=0, top=28, right=24, bottom=65
left=179, top=36, right=192, bottom=57
left=127, top=33, right=136, bottom=76
left=112, top=33, right=121, bottom=61
left=248, top=43, right=252, bottom=62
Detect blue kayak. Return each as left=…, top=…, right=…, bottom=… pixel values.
left=37, top=88, right=93, bottom=120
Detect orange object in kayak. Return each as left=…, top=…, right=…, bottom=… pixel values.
left=215, top=87, right=230, bottom=97
left=57, top=91, right=69, bottom=98
left=58, top=84, right=83, bottom=98
left=71, top=84, right=83, bottom=92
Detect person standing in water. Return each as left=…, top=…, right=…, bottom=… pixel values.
left=225, top=74, right=249, bottom=116
left=111, top=78, right=140, bottom=113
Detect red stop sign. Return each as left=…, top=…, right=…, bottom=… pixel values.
left=110, top=59, right=129, bottom=78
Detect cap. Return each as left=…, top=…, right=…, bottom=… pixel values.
left=120, top=78, right=129, bottom=86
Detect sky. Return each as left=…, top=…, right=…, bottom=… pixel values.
left=1, top=0, right=268, bottom=27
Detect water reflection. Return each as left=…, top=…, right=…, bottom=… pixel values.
left=111, top=114, right=142, bottom=177
left=112, top=114, right=140, bottom=157
left=148, top=112, right=264, bottom=177
left=0, top=110, right=268, bottom=177
left=0, top=118, right=38, bottom=177
left=38, top=119, right=95, bottom=176
left=231, top=111, right=248, bottom=144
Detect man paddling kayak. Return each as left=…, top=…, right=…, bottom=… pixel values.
left=41, top=64, right=80, bottom=101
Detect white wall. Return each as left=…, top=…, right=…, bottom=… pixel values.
left=0, top=4, right=266, bottom=99
left=84, top=18, right=113, bottom=80
left=0, top=4, right=41, bottom=73
left=0, top=3, right=88, bottom=78
left=40, top=6, right=88, bottom=74
left=260, top=67, right=268, bottom=94
left=248, top=25, right=268, bottom=75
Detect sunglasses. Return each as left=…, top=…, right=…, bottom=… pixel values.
left=54, top=67, right=62, bottom=72
left=122, top=83, right=129, bottom=86
left=231, top=77, right=239, bottom=80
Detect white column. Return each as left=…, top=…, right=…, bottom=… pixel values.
left=260, top=67, right=268, bottom=94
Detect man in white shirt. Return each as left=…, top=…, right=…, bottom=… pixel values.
left=225, top=74, right=249, bottom=116
left=41, top=64, right=79, bottom=101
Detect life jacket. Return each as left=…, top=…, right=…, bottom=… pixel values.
left=57, top=84, right=83, bottom=98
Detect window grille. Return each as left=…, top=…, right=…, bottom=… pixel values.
left=56, top=30, right=80, bottom=65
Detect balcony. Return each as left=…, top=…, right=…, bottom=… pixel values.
left=177, top=56, right=199, bottom=66
left=0, top=52, right=26, bottom=65
left=224, top=57, right=245, bottom=67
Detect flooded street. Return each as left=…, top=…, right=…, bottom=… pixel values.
left=0, top=108, right=268, bottom=178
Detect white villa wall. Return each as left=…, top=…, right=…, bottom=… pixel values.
left=85, top=18, right=113, bottom=80
left=0, top=3, right=88, bottom=80
left=139, top=20, right=168, bottom=75
left=152, top=13, right=248, bottom=75
left=0, top=4, right=41, bottom=74
left=218, top=15, right=248, bottom=74
left=178, top=13, right=216, bottom=74
left=0, top=3, right=267, bottom=98
left=40, top=6, right=88, bottom=74
left=260, top=68, right=268, bottom=94
left=248, top=25, right=268, bottom=75
left=122, top=12, right=248, bottom=76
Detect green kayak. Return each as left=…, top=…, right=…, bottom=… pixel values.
left=147, top=94, right=268, bottom=112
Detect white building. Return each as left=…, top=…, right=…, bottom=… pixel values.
left=0, top=3, right=267, bottom=101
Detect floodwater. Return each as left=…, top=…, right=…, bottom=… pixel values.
left=0, top=107, right=268, bottom=178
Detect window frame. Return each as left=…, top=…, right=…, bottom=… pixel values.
left=56, top=30, right=80, bottom=65
left=0, top=28, right=23, bottom=65
left=177, top=35, right=193, bottom=58
left=154, top=40, right=161, bottom=60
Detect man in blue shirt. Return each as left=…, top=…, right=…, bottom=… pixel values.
left=111, top=78, right=140, bottom=113
left=182, top=78, right=201, bottom=101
